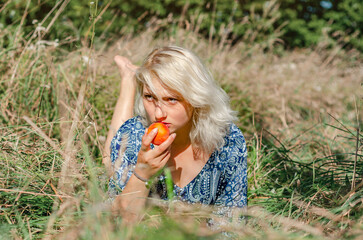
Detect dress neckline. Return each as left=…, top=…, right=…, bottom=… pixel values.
left=173, top=150, right=217, bottom=190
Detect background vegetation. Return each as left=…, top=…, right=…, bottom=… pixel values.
left=0, top=0, right=362, bottom=239
left=2, top=0, right=362, bottom=51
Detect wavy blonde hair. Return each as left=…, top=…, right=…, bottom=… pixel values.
left=134, top=46, right=236, bottom=154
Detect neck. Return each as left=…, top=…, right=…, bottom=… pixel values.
left=169, top=137, right=207, bottom=164
left=171, top=120, right=193, bottom=150
left=170, top=135, right=191, bottom=158
left=168, top=126, right=192, bottom=169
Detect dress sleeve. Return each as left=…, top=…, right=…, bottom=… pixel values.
left=209, top=129, right=248, bottom=229
left=215, top=129, right=248, bottom=208
left=108, top=117, right=143, bottom=198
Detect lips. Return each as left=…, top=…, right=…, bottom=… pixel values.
left=158, top=121, right=171, bottom=128
left=163, top=123, right=171, bottom=128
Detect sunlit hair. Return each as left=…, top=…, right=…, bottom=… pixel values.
left=134, top=46, right=237, bottom=154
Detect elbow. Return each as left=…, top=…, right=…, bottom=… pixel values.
left=111, top=196, right=138, bottom=223
left=111, top=195, right=129, bottom=215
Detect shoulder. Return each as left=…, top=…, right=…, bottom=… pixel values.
left=227, top=123, right=245, bottom=143
left=110, top=116, right=145, bottom=162
left=212, top=123, right=247, bottom=166
left=113, top=116, right=145, bottom=139
left=224, top=123, right=247, bottom=158
left=119, top=116, right=145, bottom=133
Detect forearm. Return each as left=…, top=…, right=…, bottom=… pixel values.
left=103, top=81, right=136, bottom=174
left=112, top=174, right=150, bottom=222
left=105, top=79, right=136, bottom=148
left=110, top=119, right=176, bottom=221
left=103, top=56, right=138, bottom=174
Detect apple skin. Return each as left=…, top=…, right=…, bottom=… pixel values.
left=147, top=122, right=170, bottom=145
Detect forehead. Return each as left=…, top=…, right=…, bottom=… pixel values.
left=143, top=78, right=181, bottom=98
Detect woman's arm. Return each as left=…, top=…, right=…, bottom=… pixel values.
left=103, top=56, right=138, bottom=175
left=105, top=56, right=176, bottom=221
left=112, top=128, right=176, bottom=223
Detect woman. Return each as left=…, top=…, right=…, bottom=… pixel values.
left=104, top=46, right=247, bottom=221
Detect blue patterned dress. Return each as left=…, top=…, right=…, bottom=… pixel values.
left=108, top=116, right=247, bottom=209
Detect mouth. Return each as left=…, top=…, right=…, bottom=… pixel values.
left=158, top=121, right=171, bottom=128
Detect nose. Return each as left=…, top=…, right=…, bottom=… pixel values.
left=154, top=102, right=167, bottom=121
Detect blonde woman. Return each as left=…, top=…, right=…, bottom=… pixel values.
left=105, top=46, right=247, bottom=221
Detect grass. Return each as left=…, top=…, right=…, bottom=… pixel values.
left=1, top=1, right=363, bottom=239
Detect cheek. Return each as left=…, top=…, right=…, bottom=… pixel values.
left=187, top=106, right=194, bottom=119
left=183, top=104, right=194, bottom=120
left=175, top=105, right=193, bottom=123
left=143, top=100, right=154, bottom=117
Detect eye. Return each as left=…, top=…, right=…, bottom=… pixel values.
left=168, top=98, right=178, bottom=104
left=143, top=94, right=154, bottom=101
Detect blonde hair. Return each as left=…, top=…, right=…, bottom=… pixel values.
left=135, top=46, right=237, bottom=154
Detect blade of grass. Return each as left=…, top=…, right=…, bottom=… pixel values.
left=164, top=167, right=175, bottom=200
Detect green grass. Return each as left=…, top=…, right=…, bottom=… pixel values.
left=0, top=2, right=362, bottom=239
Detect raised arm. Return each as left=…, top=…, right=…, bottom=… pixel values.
left=103, top=56, right=138, bottom=175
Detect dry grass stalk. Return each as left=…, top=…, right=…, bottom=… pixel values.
left=1, top=7, right=362, bottom=237
left=22, top=116, right=66, bottom=158
left=58, top=82, right=86, bottom=194
left=0, top=188, right=73, bottom=200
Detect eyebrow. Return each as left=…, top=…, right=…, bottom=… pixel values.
left=143, top=86, right=178, bottom=96
left=142, top=87, right=153, bottom=94
left=143, top=90, right=183, bottom=102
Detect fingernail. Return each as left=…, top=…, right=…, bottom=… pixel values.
left=152, top=128, right=158, bottom=134
left=171, top=133, right=176, bottom=139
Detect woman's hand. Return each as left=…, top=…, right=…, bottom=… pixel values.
left=135, top=128, right=176, bottom=180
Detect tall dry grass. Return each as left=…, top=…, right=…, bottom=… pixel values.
left=1, top=1, right=362, bottom=239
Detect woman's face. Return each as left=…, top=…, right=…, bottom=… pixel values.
left=142, top=79, right=193, bottom=139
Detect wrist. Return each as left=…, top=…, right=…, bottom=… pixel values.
left=134, top=164, right=152, bottom=180
left=133, top=167, right=152, bottom=189
left=133, top=169, right=149, bottom=182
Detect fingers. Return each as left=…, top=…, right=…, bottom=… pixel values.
left=137, top=131, right=175, bottom=177
left=149, top=148, right=171, bottom=170
left=155, top=133, right=176, bottom=153
left=140, top=130, right=176, bottom=158
left=158, top=151, right=171, bottom=167
left=140, top=128, right=158, bottom=151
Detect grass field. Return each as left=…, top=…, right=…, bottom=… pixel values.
left=1, top=3, right=363, bottom=239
